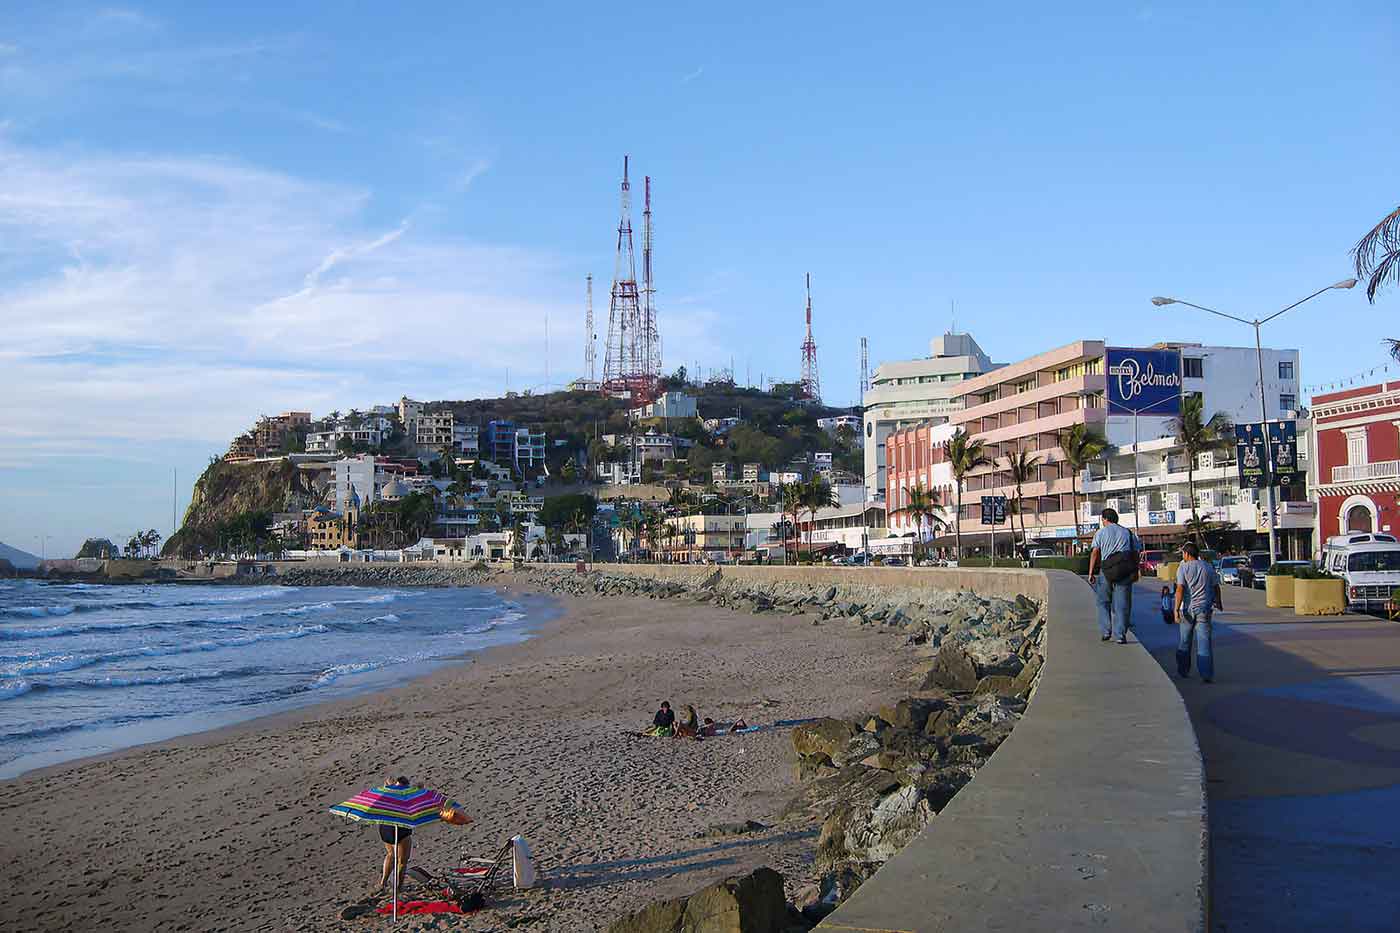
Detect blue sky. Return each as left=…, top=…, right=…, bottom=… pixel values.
left=1, top=1, right=1396, bottom=557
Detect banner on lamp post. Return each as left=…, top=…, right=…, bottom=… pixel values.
left=980, top=495, right=1007, bottom=525
left=1267, top=421, right=1302, bottom=488
left=1235, top=423, right=1267, bottom=489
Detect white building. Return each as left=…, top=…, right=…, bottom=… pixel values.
left=632, top=391, right=698, bottom=421
left=307, top=426, right=385, bottom=454
left=746, top=502, right=887, bottom=555
left=862, top=332, right=1000, bottom=496
left=772, top=470, right=803, bottom=485
left=334, top=455, right=378, bottom=513
left=817, top=414, right=861, bottom=434
left=1081, top=343, right=1304, bottom=542
left=454, top=423, right=480, bottom=455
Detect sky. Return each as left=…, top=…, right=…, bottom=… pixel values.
left=1, top=1, right=1396, bottom=557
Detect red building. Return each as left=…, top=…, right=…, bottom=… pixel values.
left=1311, top=381, right=1400, bottom=544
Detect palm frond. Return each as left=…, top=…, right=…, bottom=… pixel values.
left=1354, top=205, right=1400, bottom=304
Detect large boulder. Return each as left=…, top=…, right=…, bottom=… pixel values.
left=605, top=867, right=789, bottom=933
left=679, top=867, right=788, bottom=933
left=792, top=718, right=857, bottom=763
left=607, top=897, right=688, bottom=933
left=877, top=697, right=946, bottom=733
left=964, top=636, right=1025, bottom=678
left=817, top=784, right=932, bottom=870
left=1011, top=653, right=1044, bottom=697
left=921, top=643, right=979, bottom=692
left=783, top=765, right=900, bottom=820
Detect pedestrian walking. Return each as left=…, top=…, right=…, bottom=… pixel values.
left=1086, top=508, right=1141, bottom=643
left=1175, top=541, right=1223, bottom=682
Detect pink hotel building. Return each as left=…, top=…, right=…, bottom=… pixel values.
left=887, top=340, right=1107, bottom=548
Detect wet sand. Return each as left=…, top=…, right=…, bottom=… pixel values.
left=0, top=572, right=914, bottom=932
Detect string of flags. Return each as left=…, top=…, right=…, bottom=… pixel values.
left=1304, top=361, right=1392, bottom=395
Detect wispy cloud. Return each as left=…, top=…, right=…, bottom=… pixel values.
left=455, top=158, right=491, bottom=192
left=681, top=66, right=705, bottom=83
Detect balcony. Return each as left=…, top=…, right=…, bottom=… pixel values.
left=1332, top=460, right=1400, bottom=483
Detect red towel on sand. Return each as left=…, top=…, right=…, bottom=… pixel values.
left=375, top=900, right=464, bottom=915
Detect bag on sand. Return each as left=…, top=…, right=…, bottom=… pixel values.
left=1102, top=548, right=1139, bottom=584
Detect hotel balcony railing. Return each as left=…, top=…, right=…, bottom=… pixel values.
left=1332, top=460, right=1400, bottom=483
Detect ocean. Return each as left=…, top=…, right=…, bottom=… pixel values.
left=0, top=579, right=540, bottom=779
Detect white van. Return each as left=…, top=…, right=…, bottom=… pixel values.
left=1321, top=533, right=1400, bottom=612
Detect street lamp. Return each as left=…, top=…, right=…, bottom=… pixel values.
left=1150, top=278, right=1356, bottom=560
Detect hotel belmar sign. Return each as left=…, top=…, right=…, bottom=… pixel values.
left=1105, top=347, right=1184, bottom=417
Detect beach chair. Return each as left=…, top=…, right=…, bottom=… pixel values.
left=452, top=835, right=537, bottom=891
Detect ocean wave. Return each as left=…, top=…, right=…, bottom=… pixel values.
left=492, top=610, right=528, bottom=625
left=0, top=625, right=330, bottom=679
left=309, top=659, right=391, bottom=688
left=0, top=679, right=33, bottom=699
left=0, top=667, right=260, bottom=701
left=1, top=605, right=78, bottom=618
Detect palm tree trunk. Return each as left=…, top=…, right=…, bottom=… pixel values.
left=1187, top=462, right=1201, bottom=546
left=954, top=484, right=963, bottom=562
left=1069, top=475, right=1080, bottom=554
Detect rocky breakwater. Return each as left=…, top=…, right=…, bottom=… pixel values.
left=274, top=563, right=494, bottom=588
left=526, top=566, right=1046, bottom=931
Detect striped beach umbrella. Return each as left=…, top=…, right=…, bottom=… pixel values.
left=331, top=782, right=448, bottom=922
left=330, top=783, right=447, bottom=830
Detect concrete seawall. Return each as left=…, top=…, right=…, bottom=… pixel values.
left=578, top=565, right=1208, bottom=932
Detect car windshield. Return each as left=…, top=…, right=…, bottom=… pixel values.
left=1221, top=558, right=1244, bottom=568
left=1348, top=552, right=1400, bottom=572
left=1249, top=554, right=1272, bottom=571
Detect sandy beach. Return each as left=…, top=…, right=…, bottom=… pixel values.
left=0, top=571, right=916, bottom=932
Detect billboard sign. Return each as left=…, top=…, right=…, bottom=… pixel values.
left=1235, top=423, right=1267, bottom=489
left=1267, top=421, right=1302, bottom=488
left=980, top=495, right=1008, bottom=525
left=1148, top=510, right=1177, bottom=525
left=1106, top=347, right=1184, bottom=416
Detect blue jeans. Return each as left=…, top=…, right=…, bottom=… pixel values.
left=1094, top=575, right=1133, bottom=640
left=1176, top=609, right=1214, bottom=680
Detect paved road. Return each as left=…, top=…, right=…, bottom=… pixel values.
left=1125, top=578, right=1400, bottom=932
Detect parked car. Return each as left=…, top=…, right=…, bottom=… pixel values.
left=1322, top=532, right=1400, bottom=612
left=1026, top=547, right=1055, bottom=561
left=1236, top=551, right=1275, bottom=589
left=1138, top=550, right=1167, bottom=576
left=1217, top=555, right=1248, bottom=586
left=882, top=557, right=906, bottom=567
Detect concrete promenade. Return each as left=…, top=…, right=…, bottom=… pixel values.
left=1131, top=580, right=1400, bottom=932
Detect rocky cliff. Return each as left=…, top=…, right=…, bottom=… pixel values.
left=162, top=459, right=313, bottom=557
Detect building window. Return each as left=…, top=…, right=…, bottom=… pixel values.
left=1345, top=429, right=1367, bottom=466
left=1183, top=357, right=1204, bottom=379
left=1279, top=360, right=1294, bottom=380
left=1279, top=394, right=1297, bottom=412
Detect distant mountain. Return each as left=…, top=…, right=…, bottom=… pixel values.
left=0, top=541, right=42, bottom=569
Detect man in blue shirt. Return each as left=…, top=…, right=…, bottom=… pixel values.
left=1087, top=508, right=1141, bottom=643
left=1174, top=541, right=1223, bottom=682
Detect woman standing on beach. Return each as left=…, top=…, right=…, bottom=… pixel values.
left=375, top=777, right=415, bottom=896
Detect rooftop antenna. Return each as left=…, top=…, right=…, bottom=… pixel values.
left=950, top=299, right=956, bottom=334
left=799, top=273, right=821, bottom=402
left=584, top=274, right=596, bottom=382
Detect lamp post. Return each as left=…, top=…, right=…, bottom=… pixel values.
left=1150, top=278, right=1356, bottom=560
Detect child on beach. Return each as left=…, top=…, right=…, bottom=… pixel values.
left=1160, top=585, right=1174, bottom=625
left=647, top=701, right=676, bottom=737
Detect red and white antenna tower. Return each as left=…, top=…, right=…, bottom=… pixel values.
left=641, top=176, right=662, bottom=380
left=799, top=273, right=821, bottom=402
left=601, top=156, right=660, bottom=400
left=584, top=274, right=596, bottom=383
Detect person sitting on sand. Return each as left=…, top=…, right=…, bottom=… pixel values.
left=647, top=701, right=676, bottom=737
left=675, top=704, right=700, bottom=738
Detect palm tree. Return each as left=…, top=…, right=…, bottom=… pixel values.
left=780, top=483, right=805, bottom=561
left=1057, top=422, right=1109, bottom=552
left=943, top=429, right=991, bottom=563
left=1007, top=449, right=1042, bottom=557
left=801, top=477, right=839, bottom=556
left=666, top=486, right=691, bottom=515
left=891, top=483, right=944, bottom=563
left=1172, top=394, right=1233, bottom=545
left=1354, top=204, right=1400, bottom=306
